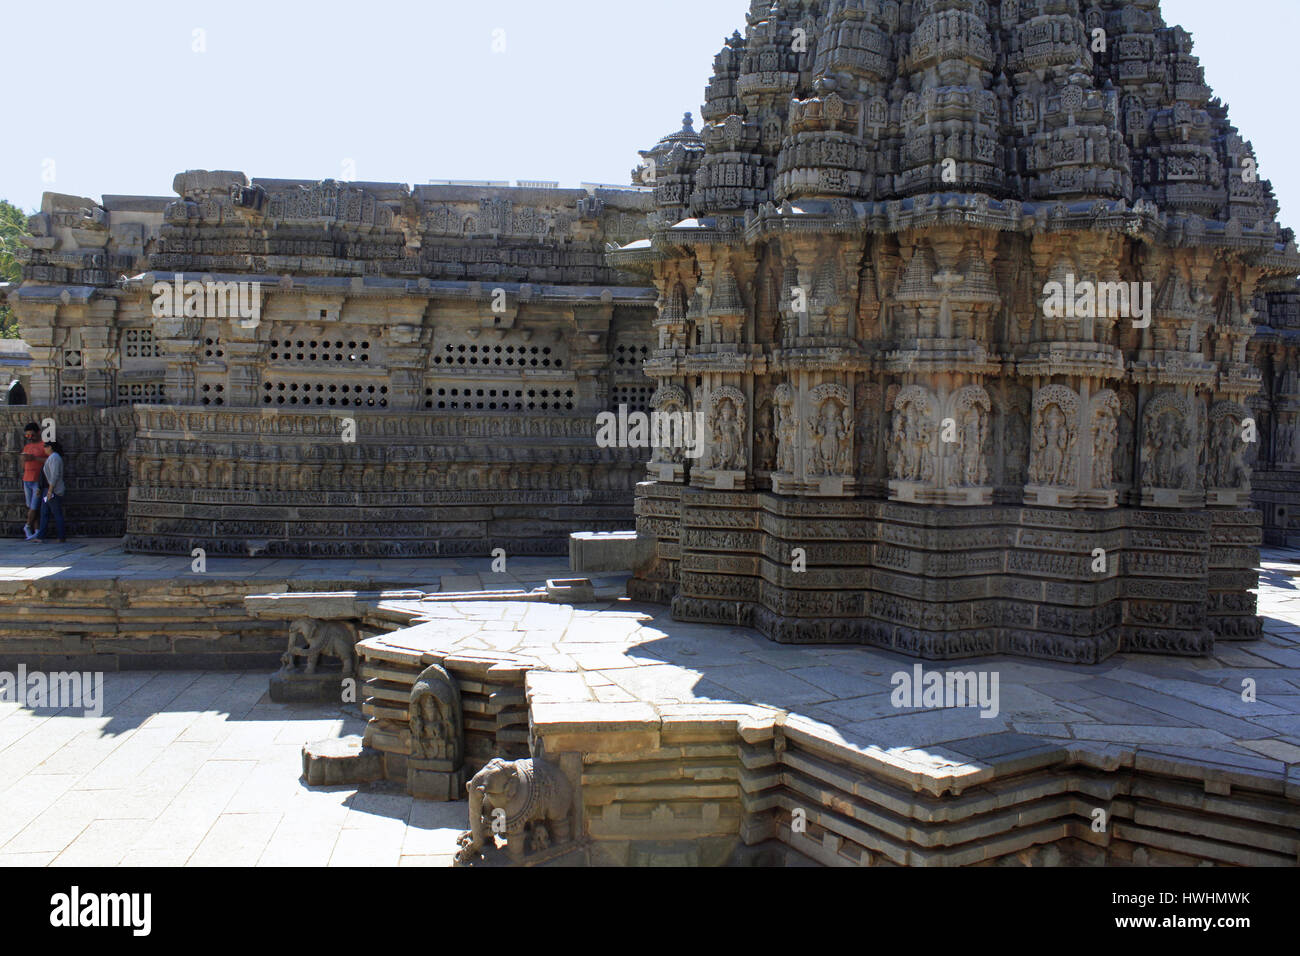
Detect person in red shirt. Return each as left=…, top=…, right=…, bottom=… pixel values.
left=20, top=423, right=47, bottom=540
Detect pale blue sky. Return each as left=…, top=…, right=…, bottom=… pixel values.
left=4, top=0, right=1296, bottom=230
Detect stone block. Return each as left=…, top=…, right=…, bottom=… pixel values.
left=302, top=736, right=384, bottom=787
left=544, top=579, right=596, bottom=604
left=568, top=531, right=655, bottom=574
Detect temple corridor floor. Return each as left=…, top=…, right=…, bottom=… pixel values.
left=0, top=548, right=1298, bottom=866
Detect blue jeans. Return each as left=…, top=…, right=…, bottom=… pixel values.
left=22, top=481, right=41, bottom=510
left=36, top=494, right=65, bottom=540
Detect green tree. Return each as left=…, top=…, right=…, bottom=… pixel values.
left=0, top=200, right=31, bottom=338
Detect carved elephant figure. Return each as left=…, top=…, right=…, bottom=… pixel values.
left=280, top=618, right=357, bottom=677
left=455, top=757, right=573, bottom=864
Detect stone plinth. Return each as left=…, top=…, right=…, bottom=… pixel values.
left=407, top=759, right=467, bottom=801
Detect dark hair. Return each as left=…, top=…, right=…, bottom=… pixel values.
left=43, top=440, right=63, bottom=455
left=23, top=422, right=38, bottom=434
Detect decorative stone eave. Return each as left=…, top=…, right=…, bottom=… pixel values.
left=1016, top=351, right=1127, bottom=381
left=770, top=349, right=875, bottom=374
left=631, top=195, right=1296, bottom=265
left=117, top=272, right=657, bottom=308
left=601, top=248, right=660, bottom=276
left=642, top=357, right=685, bottom=377
left=1218, top=368, right=1264, bottom=395
left=1126, top=361, right=1219, bottom=388
left=653, top=218, right=752, bottom=250
left=1249, top=248, right=1300, bottom=276
left=607, top=231, right=717, bottom=268
left=883, top=348, right=1002, bottom=376
left=680, top=353, right=768, bottom=375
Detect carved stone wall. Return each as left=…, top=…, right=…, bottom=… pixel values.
left=125, top=406, right=642, bottom=557
left=6, top=175, right=659, bottom=555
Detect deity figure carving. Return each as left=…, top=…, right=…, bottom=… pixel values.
left=709, top=397, right=745, bottom=470
left=1090, top=391, right=1121, bottom=489
left=1142, top=394, right=1195, bottom=489
left=1208, top=402, right=1252, bottom=489
left=408, top=663, right=464, bottom=763
left=1115, top=393, right=1136, bottom=485
left=1040, top=408, right=1070, bottom=484
left=948, top=386, right=991, bottom=487
left=650, top=385, right=690, bottom=465
left=1213, top=418, right=1249, bottom=488
left=1029, top=386, right=1079, bottom=487
left=1144, top=413, right=1189, bottom=487
left=774, top=384, right=796, bottom=474
left=807, top=386, right=852, bottom=477
left=956, top=407, right=987, bottom=486
left=1093, top=412, right=1117, bottom=488
left=890, top=387, right=935, bottom=483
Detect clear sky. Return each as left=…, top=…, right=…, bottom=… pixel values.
left=3, top=0, right=1296, bottom=230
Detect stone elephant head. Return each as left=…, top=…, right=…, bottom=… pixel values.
left=476, top=758, right=524, bottom=805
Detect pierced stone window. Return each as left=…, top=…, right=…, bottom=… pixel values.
left=116, top=382, right=166, bottom=406
left=431, top=343, right=563, bottom=369
left=423, top=386, right=575, bottom=412
left=124, top=329, right=161, bottom=359
left=63, top=350, right=83, bottom=369
left=203, top=336, right=225, bottom=361
left=200, top=383, right=226, bottom=406
left=268, top=338, right=370, bottom=364
left=611, top=338, right=653, bottom=412
left=263, top=379, right=389, bottom=408
left=611, top=383, right=654, bottom=413
left=613, top=343, right=650, bottom=370
left=61, top=384, right=87, bottom=406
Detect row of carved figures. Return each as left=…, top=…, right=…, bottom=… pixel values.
left=649, top=382, right=1257, bottom=492
left=131, top=458, right=640, bottom=493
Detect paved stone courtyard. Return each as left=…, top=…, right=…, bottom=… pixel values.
left=0, top=536, right=576, bottom=594
left=1, top=547, right=1297, bottom=866
left=0, top=672, right=468, bottom=867
left=0, top=671, right=473, bottom=867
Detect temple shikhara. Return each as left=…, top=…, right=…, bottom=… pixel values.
left=618, top=0, right=1300, bottom=661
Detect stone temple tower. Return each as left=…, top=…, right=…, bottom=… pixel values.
left=613, top=0, right=1300, bottom=662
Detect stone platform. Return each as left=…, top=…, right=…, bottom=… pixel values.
left=0, top=537, right=575, bottom=670
left=348, top=548, right=1300, bottom=866
left=2, top=547, right=1299, bottom=866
